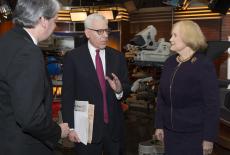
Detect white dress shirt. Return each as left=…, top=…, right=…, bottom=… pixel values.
left=88, top=41, right=123, bottom=100
left=23, top=28, right=38, bottom=45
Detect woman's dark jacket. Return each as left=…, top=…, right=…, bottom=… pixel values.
left=155, top=51, right=220, bottom=142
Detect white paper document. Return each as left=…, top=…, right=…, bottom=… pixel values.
left=74, top=100, right=94, bottom=145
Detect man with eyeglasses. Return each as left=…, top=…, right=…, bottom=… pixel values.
left=62, top=13, right=130, bottom=155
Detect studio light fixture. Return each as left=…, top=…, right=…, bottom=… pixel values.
left=70, top=11, right=88, bottom=21
left=57, top=5, right=129, bottom=22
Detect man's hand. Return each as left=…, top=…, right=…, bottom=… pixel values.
left=68, top=129, right=80, bottom=143
left=203, top=140, right=213, bottom=155
left=105, top=73, right=122, bottom=93
left=59, top=123, right=70, bottom=138
left=155, top=129, right=164, bottom=142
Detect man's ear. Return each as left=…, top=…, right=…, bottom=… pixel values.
left=39, top=16, right=48, bottom=29
left=84, top=29, right=90, bottom=39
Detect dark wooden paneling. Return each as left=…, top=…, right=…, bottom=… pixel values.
left=195, top=20, right=221, bottom=41
left=222, top=15, right=230, bottom=41
left=120, top=21, right=130, bottom=51
left=0, top=21, right=13, bottom=36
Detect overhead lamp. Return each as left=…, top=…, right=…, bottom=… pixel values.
left=97, top=10, right=114, bottom=20
left=179, top=0, right=191, bottom=10
left=70, top=12, right=88, bottom=21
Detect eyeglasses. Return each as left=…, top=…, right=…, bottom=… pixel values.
left=87, top=28, right=111, bottom=35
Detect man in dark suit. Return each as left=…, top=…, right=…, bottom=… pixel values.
left=0, top=0, right=70, bottom=155
left=62, top=13, right=130, bottom=155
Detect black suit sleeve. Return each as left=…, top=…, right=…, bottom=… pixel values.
left=7, top=46, right=61, bottom=149
left=200, top=58, right=220, bottom=142
left=61, top=52, right=76, bottom=128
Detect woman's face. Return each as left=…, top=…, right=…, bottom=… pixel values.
left=169, top=24, right=187, bottom=53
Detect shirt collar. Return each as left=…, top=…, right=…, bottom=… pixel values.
left=88, top=41, right=105, bottom=56
left=23, top=28, right=38, bottom=45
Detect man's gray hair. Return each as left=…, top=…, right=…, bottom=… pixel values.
left=84, top=13, right=108, bottom=29
left=13, top=0, right=61, bottom=28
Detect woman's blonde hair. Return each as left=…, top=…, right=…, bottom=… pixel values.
left=172, top=20, right=207, bottom=51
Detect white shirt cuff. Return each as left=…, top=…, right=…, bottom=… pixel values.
left=115, top=91, right=123, bottom=100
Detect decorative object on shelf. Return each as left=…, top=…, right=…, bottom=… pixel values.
left=0, top=0, right=12, bottom=23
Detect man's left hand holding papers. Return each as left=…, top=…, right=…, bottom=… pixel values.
left=68, top=128, right=80, bottom=143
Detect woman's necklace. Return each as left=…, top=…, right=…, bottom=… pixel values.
left=176, top=54, right=194, bottom=63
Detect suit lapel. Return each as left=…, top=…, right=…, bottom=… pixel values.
left=105, top=48, right=113, bottom=90
left=83, top=47, right=113, bottom=93
left=83, top=48, right=102, bottom=92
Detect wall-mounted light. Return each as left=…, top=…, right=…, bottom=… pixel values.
left=70, top=12, right=88, bottom=21
left=57, top=6, right=129, bottom=22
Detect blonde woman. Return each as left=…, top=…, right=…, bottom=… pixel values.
left=154, top=20, right=219, bottom=155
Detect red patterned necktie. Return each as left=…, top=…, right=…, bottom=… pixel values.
left=95, top=49, right=109, bottom=123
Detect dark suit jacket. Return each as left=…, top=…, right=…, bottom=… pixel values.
left=62, top=44, right=130, bottom=143
left=0, top=26, right=61, bottom=155
left=155, top=51, right=220, bottom=142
